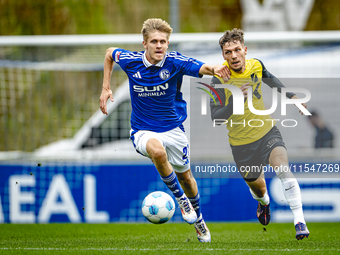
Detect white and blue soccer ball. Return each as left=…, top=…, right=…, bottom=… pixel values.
left=142, top=191, right=175, bottom=224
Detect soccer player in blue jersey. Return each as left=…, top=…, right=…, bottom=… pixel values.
left=99, top=18, right=230, bottom=242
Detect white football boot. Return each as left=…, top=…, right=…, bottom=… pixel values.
left=194, top=215, right=211, bottom=242
left=176, top=194, right=197, bottom=224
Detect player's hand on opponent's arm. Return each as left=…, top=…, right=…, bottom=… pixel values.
left=99, top=87, right=114, bottom=115
left=291, top=95, right=308, bottom=115
left=199, top=64, right=231, bottom=81
left=213, top=65, right=231, bottom=82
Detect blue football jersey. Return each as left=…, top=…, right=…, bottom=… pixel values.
left=112, top=48, right=204, bottom=132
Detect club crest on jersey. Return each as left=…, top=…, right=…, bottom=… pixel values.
left=159, top=69, right=170, bottom=80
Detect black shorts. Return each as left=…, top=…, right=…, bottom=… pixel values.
left=231, top=126, right=286, bottom=182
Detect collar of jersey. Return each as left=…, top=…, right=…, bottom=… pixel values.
left=142, top=51, right=167, bottom=68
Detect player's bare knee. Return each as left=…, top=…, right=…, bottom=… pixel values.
left=269, top=146, right=288, bottom=167
left=271, top=159, right=289, bottom=170
left=150, top=147, right=167, bottom=163
left=146, top=139, right=167, bottom=162
left=276, top=166, right=295, bottom=179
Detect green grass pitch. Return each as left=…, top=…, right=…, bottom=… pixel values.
left=0, top=222, right=339, bottom=254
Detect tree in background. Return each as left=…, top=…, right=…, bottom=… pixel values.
left=0, top=0, right=339, bottom=36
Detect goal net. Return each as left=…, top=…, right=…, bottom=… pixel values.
left=0, top=32, right=340, bottom=161
left=0, top=43, right=141, bottom=153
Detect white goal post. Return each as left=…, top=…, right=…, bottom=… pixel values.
left=1, top=31, right=340, bottom=46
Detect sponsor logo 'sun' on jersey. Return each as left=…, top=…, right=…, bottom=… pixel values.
left=113, top=48, right=204, bottom=132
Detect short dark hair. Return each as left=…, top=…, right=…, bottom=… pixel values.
left=219, top=28, right=244, bottom=50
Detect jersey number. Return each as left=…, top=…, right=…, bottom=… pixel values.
left=182, top=144, right=189, bottom=165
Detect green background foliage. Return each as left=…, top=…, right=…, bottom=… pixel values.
left=0, top=0, right=339, bottom=36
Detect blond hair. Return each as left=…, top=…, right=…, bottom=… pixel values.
left=219, top=28, right=244, bottom=49
left=141, top=18, right=173, bottom=42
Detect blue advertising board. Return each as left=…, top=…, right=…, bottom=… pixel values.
left=0, top=163, right=339, bottom=223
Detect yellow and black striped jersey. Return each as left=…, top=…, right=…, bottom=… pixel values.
left=210, top=58, right=294, bottom=146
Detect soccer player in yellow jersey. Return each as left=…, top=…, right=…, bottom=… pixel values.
left=210, top=28, right=309, bottom=240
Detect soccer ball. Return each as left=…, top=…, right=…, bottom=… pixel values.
left=141, top=191, right=175, bottom=224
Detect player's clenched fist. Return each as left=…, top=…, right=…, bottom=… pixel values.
left=99, top=88, right=113, bottom=115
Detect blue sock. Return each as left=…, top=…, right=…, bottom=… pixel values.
left=160, top=172, right=184, bottom=198
left=189, top=193, right=201, bottom=219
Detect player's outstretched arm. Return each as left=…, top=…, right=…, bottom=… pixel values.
left=199, top=64, right=231, bottom=81
left=100, top=47, right=117, bottom=115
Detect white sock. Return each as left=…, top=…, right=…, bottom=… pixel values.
left=276, top=165, right=306, bottom=225
left=249, top=188, right=270, bottom=205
